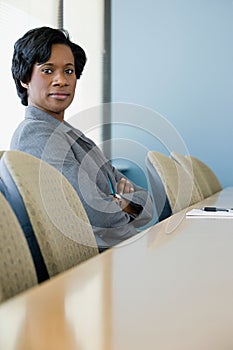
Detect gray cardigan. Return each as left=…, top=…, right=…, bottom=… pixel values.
left=10, top=106, right=154, bottom=248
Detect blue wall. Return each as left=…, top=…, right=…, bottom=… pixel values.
left=111, top=0, right=233, bottom=189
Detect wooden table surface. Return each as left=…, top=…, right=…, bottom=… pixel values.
left=1, top=187, right=233, bottom=350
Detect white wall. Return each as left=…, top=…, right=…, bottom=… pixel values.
left=63, top=0, right=104, bottom=145
left=0, top=0, right=59, bottom=149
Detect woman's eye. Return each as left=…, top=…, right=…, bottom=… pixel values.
left=65, top=68, right=74, bottom=75
left=42, top=68, right=53, bottom=74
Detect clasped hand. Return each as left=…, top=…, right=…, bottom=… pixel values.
left=112, top=177, right=137, bottom=215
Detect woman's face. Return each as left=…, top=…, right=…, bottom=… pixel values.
left=21, top=44, right=77, bottom=121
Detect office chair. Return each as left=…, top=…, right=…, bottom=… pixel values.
left=171, top=151, right=222, bottom=198
left=0, top=150, right=99, bottom=280
left=146, top=151, right=203, bottom=221
left=0, top=191, right=38, bottom=303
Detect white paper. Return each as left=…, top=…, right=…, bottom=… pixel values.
left=186, top=208, right=233, bottom=218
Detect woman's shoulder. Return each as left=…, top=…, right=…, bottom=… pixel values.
left=11, top=117, right=70, bottom=150
left=14, top=117, right=68, bottom=136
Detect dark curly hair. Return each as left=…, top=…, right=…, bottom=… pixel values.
left=11, top=26, right=87, bottom=106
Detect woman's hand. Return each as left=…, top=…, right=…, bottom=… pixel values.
left=116, top=177, right=134, bottom=195
left=113, top=178, right=138, bottom=215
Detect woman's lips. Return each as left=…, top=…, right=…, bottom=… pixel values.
left=49, top=92, right=70, bottom=100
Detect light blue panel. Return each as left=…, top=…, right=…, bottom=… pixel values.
left=111, top=0, right=233, bottom=188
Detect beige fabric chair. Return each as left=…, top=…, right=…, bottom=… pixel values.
left=0, top=192, right=38, bottom=303
left=171, top=151, right=222, bottom=198
left=146, top=151, right=203, bottom=216
left=189, top=155, right=222, bottom=195
left=1, top=150, right=99, bottom=279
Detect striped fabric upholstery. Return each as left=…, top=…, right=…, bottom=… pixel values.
left=0, top=192, right=37, bottom=303
left=189, top=155, right=222, bottom=196
left=1, top=150, right=99, bottom=279
left=147, top=151, right=203, bottom=216
left=171, top=152, right=222, bottom=198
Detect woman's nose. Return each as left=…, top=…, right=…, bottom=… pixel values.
left=52, top=72, right=68, bottom=86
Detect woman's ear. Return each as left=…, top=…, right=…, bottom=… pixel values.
left=20, top=81, right=29, bottom=89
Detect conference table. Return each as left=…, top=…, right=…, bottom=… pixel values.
left=1, top=187, right=233, bottom=350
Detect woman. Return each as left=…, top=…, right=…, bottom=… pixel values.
left=10, top=26, right=154, bottom=250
